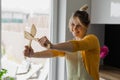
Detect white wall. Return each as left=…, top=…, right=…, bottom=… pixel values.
left=88, top=24, right=105, bottom=46
left=91, top=0, right=120, bottom=24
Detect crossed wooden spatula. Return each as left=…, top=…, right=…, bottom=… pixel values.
left=24, top=24, right=38, bottom=47
left=24, top=24, right=50, bottom=54
left=24, top=24, right=39, bottom=59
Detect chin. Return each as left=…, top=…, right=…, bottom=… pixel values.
left=73, top=33, right=80, bottom=37
left=74, top=35, right=80, bottom=38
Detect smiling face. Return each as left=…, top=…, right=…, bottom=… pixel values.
left=69, top=17, right=88, bottom=39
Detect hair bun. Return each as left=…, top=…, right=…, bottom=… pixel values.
left=79, top=4, right=88, bottom=11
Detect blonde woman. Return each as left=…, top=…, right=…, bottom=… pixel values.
left=24, top=4, right=100, bottom=80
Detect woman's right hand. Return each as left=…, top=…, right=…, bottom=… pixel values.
left=24, top=45, right=34, bottom=57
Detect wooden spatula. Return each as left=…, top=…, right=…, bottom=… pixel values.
left=24, top=24, right=37, bottom=59
left=24, top=24, right=37, bottom=47
left=24, top=24, right=50, bottom=49
left=29, top=24, right=37, bottom=47
left=31, top=24, right=36, bottom=37
left=24, top=31, right=38, bottom=42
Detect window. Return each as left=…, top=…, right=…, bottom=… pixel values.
left=1, top=0, right=55, bottom=80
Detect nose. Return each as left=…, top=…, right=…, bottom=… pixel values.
left=73, top=26, right=78, bottom=31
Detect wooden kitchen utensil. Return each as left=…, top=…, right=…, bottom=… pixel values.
left=24, top=24, right=37, bottom=47
left=24, top=31, right=38, bottom=42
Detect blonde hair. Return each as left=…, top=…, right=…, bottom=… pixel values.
left=79, top=4, right=88, bottom=11
left=68, top=4, right=90, bottom=31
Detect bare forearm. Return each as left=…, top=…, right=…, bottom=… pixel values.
left=51, top=41, right=74, bottom=52
left=38, top=36, right=74, bottom=52
left=31, top=50, right=55, bottom=58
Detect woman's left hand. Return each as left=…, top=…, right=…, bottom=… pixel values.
left=38, top=36, right=52, bottom=48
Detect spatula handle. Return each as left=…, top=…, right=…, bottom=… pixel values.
left=29, top=40, right=32, bottom=47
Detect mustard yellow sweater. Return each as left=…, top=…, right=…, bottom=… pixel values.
left=51, top=34, right=100, bottom=80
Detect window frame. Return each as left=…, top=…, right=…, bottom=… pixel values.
left=0, top=1, right=58, bottom=80
left=48, top=0, right=58, bottom=80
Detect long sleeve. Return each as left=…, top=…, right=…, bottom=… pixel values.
left=31, top=49, right=65, bottom=58
left=69, top=34, right=100, bottom=80
left=51, top=49, right=65, bottom=57
left=69, top=34, right=100, bottom=52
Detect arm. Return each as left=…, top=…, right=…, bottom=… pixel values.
left=38, top=36, right=74, bottom=52
left=24, top=45, right=65, bottom=58
left=38, top=35, right=100, bottom=52
left=69, top=35, right=100, bottom=51
left=31, top=49, right=65, bottom=58
left=50, top=42, right=74, bottom=52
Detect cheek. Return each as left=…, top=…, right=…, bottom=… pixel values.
left=78, top=29, right=81, bottom=32
left=69, top=27, right=74, bottom=32
left=80, top=29, right=87, bottom=35
left=69, top=26, right=72, bottom=31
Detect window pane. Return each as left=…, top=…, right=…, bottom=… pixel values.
left=1, top=0, right=51, bottom=80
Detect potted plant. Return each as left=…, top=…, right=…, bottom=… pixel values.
left=0, top=69, right=7, bottom=80
left=0, top=69, right=16, bottom=80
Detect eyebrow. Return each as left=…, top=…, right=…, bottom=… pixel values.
left=71, top=23, right=81, bottom=26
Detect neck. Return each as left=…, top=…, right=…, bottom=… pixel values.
left=75, top=34, right=86, bottom=40
left=75, top=37, right=81, bottom=40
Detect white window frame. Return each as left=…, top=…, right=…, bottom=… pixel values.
left=48, top=0, right=58, bottom=80
left=0, top=14, right=1, bottom=69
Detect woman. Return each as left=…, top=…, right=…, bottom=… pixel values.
left=24, top=4, right=100, bottom=80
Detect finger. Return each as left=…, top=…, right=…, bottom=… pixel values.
left=43, top=36, right=50, bottom=43
left=24, top=48, right=29, bottom=53
left=46, top=39, right=50, bottom=44
left=24, top=50, right=29, bottom=57
left=24, top=46, right=30, bottom=52
left=39, top=38, right=47, bottom=46
left=43, top=40, right=48, bottom=47
left=25, top=45, right=32, bottom=51
left=44, top=43, right=47, bottom=47
left=38, top=36, right=46, bottom=41
left=44, top=38, right=51, bottom=46
left=30, top=49, right=34, bottom=55
left=24, top=47, right=31, bottom=57
left=25, top=45, right=29, bottom=48
left=42, top=37, right=51, bottom=47
left=38, top=38, right=44, bottom=45
left=44, top=36, right=47, bottom=39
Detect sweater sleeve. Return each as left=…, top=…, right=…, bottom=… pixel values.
left=50, top=49, right=65, bottom=57
left=69, top=34, right=100, bottom=52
